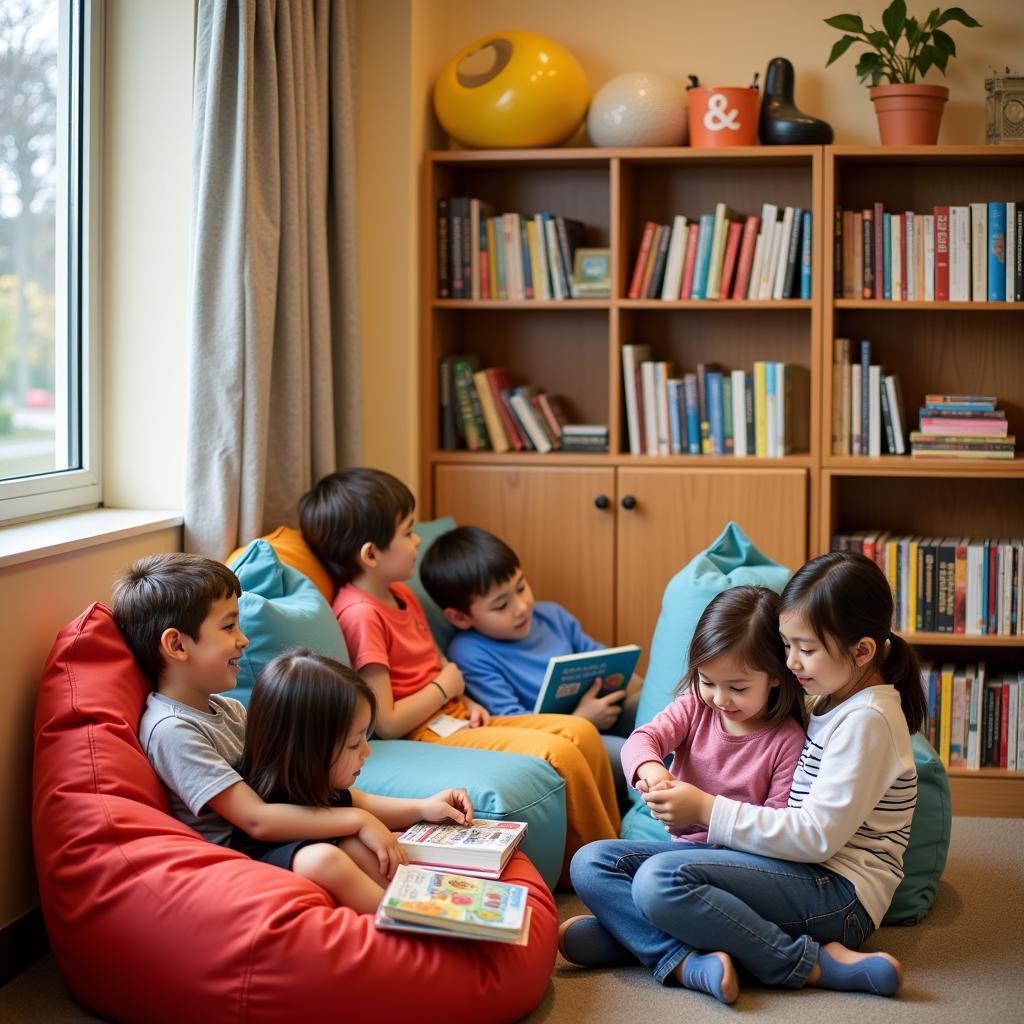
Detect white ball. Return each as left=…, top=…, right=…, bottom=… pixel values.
left=587, top=71, right=688, bottom=148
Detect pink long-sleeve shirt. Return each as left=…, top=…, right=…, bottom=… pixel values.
left=622, top=689, right=805, bottom=843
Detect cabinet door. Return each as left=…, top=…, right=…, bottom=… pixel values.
left=433, top=464, right=617, bottom=641
left=616, top=468, right=808, bottom=650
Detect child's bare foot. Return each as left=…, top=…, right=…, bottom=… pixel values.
left=807, top=941, right=903, bottom=996
left=557, top=915, right=634, bottom=968
left=675, top=951, right=740, bottom=1004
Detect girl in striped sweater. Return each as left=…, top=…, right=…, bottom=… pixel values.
left=565, top=551, right=924, bottom=1005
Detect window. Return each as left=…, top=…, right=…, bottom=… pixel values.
left=0, top=0, right=99, bottom=523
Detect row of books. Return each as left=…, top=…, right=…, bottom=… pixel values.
left=436, top=196, right=587, bottom=301
left=920, top=661, right=1024, bottom=772
left=622, top=344, right=809, bottom=457
left=834, top=201, right=1024, bottom=303
left=831, top=338, right=908, bottom=456
left=438, top=355, right=607, bottom=454
left=911, top=394, right=1014, bottom=460
left=831, top=533, right=1024, bottom=636
left=627, top=202, right=812, bottom=302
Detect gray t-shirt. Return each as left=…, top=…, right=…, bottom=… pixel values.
left=138, top=692, right=247, bottom=846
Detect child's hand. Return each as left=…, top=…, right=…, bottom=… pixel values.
left=437, top=661, right=466, bottom=699
left=357, top=812, right=406, bottom=879
left=421, top=788, right=474, bottom=825
left=634, top=761, right=673, bottom=794
left=460, top=696, right=491, bottom=728
left=641, top=780, right=715, bottom=830
left=573, top=679, right=626, bottom=730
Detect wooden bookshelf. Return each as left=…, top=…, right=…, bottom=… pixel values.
left=420, top=145, right=1023, bottom=815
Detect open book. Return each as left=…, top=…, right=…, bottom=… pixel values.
left=375, top=865, right=531, bottom=944
left=532, top=644, right=642, bottom=715
left=397, top=819, right=527, bottom=879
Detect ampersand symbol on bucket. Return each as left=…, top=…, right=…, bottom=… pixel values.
left=703, top=92, right=741, bottom=132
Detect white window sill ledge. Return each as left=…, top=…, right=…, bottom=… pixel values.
left=0, top=508, right=184, bottom=570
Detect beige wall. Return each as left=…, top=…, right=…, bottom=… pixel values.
left=355, top=0, right=1021, bottom=494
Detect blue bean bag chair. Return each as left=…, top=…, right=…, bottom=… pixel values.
left=229, top=527, right=567, bottom=888
left=622, top=521, right=951, bottom=925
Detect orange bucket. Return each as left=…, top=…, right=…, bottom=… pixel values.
left=688, top=86, right=759, bottom=147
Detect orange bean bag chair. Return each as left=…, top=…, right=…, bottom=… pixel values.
left=32, top=603, right=557, bottom=1024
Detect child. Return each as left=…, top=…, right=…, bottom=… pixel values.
left=298, top=468, right=620, bottom=877
left=233, top=648, right=474, bottom=913
left=564, top=552, right=922, bottom=1004
left=114, top=554, right=470, bottom=914
left=420, top=525, right=640, bottom=807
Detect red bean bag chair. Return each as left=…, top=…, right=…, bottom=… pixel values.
left=32, top=603, right=557, bottom=1024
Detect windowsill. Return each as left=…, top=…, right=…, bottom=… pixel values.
left=0, top=508, right=184, bottom=569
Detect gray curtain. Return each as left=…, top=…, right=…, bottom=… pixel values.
left=185, top=0, right=362, bottom=557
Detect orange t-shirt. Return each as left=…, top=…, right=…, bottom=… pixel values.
left=332, top=582, right=444, bottom=701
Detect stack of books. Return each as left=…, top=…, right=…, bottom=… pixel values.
left=834, top=201, right=1023, bottom=303
left=627, top=202, right=812, bottom=302
left=375, top=865, right=532, bottom=944
left=622, top=345, right=809, bottom=457
left=438, top=356, right=605, bottom=454
left=397, top=819, right=528, bottom=879
left=437, top=196, right=588, bottom=301
left=919, top=661, right=1023, bottom=771
left=910, top=395, right=1014, bottom=460
left=831, top=338, right=908, bottom=456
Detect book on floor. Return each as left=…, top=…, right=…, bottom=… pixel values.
left=532, top=644, right=642, bottom=715
left=375, top=865, right=531, bottom=943
left=396, top=819, right=528, bottom=878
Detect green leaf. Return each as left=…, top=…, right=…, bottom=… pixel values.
left=915, top=49, right=934, bottom=76
left=924, top=7, right=942, bottom=29
left=883, top=0, right=907, bottom=41
left=932, top=28, right=956, bottom=54
left=935, top=7, right=981, bottom=28
left=905, top=17, right=922, bottom=49
left=825, top=14, right=865, bottom=33
left=867, top=30, right=890, bottom=49
left=855, top=51, right=882, bottom=82
left=930, top=45, right=950, bottom=72
left=826, top=34, right=859, bottom=65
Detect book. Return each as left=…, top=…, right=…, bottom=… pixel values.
left=621, top=343, right=652, bottom=455
left=660, top=215, right=689, bottom=300
left=473, top=370, right=510, bottom=454
left=988, top=201, right=1007, bottom=302
left=680, top=222, right=701, bottom=299
left=628, top=221, right=658, bottom=299
left=970, top=202, right=987, bottom=303
left=396, top=819, right=528, bottom=878
left=376, top=865, right=530, bottom=943
left=532, top=644, right=642, bottom=715
left=732, top=215, right=760, bottom=299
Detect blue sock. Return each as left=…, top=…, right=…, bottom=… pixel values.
left=681, top=952, right=735, bottom=1004
left=816, top=947, right=901, bottom=996
left=558, top=916, right=634, bottom=967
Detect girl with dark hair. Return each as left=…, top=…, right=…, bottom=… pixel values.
left=232, top=649, right=473, bottom=914
left=563, top=553, right=918, bottom=1004
left=561, top=586, right=807, bottom=999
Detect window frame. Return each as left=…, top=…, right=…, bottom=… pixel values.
left=0, top=0, right=102, bottom=525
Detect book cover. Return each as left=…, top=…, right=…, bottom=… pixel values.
left=800, top=210, right=813, bottom=300
left=509, top=388, right=552, bottom=453
left=646, top=222, right=673, bottom=299
left=438, top=356, right=459, bottom=451
left=882, top=212, right=892, bottom=300
left=833, top=203, right=843, bottom=297
left=660, top=215, right=689, bottom=300
left=533, top=645, right=642, bottom=715
left=883, top=374, right=908, bottom=455
left=988, top=201, right=1007, bottom=302
left=638, top=225, right=664, bottom=299
left=556, top=216, right=588, bottom=300
left=718, top=220, right=744, bottom=300
left=378, top=865, right=529, bottom=942
left=1006, top=202, right=1016, bottom=305
left=970, top=202, right=988, bottom=303
left=707, top=370, right=725, bottom=455
left=473, top=370, right=510, bottom=454
left=680, top=222, right=701, bottom=299
left=690, top=214, right=716, bottom=300
left=934, top=205, right=950, bottom=301
left=859, top=340, right=871, bottom=456
left=873, top=201, right=885, bottom=299
left=437, top=197, right=451, bottom=298
left=628, top=221, right=658, bottom=299
left=621, top=344, right=653, bottom=455
left=531, top=214, right=551, bottom=300
left=781, top=206, right=804, bottom=299
left=397, top=820, right=528, bottom=877
left=732, top=215, right=760, bottom=300
left=731, top=368, right=747, bottom=457
left=861, top=207, right=874, bottom=299
left=722, top=372, right=734, bottom=455
left=706, top=202, right=736, bottom=299
left=683, top=373, right=701, bottom=455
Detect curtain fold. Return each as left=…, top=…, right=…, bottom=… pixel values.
left=185, top=0, right=362, bottom=558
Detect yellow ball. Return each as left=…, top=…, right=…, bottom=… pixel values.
left=433, top=30, right=588, bottom=149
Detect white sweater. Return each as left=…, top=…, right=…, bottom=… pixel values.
left=708, top=685, right=917, bottom=927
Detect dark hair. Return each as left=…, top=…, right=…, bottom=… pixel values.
left=420, top=526, right=520, bottom=613
left=241, top=649, right=377, bottom=807
left=677, top=586, right=805, bottom=729
left=298, top=467, right=415, bottom=587
left=779, top=551, right=925, bottom=734
left=112, top=553, right=241, bottom=684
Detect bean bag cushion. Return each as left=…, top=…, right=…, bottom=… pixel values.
left=233, top=528, right=567, bottom=887
left=229, top=539, right=350, bottom=706
left=227, top=525, right=335, bottom=603
left=409, top=515, right=457, bottom=652
left=32, top=604, right=557, bottom=1024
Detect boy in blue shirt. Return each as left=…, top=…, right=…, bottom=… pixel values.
left=421, top=526, right=640, bottom=808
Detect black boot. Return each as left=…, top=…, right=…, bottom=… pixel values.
left=759, top=57, right=834, bottom=145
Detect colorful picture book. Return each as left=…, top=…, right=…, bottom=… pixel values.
left=533, top=644, right=641, bottom=715
left=376, top=865, right=531, bottom=943
left=396, top=819, right=528, bottom=879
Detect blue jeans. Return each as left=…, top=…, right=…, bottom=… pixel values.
left=571, top=839, right=876, bottom=988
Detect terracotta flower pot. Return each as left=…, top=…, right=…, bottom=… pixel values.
left=869, top=84, right=949, bottom=145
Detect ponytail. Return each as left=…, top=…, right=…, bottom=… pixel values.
left=882, top=633, right=925, bottom=735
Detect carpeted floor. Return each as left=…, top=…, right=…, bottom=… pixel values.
left=2, top=816, right=1022, bottom=1023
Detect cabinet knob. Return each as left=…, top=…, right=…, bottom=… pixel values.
left=594, top=494, right=610, bottom=510
left=621, top=494, right=637, bottom=510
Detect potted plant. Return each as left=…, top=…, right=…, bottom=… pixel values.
left=825, top=1, right=981, bottom=144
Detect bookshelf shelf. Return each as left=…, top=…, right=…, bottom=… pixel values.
left=423, top=144, right=1021, bottom=816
